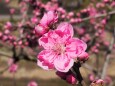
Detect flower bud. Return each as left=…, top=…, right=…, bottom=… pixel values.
left=8, top=63, right=18, bottom=73
left=27, top=81, right=38, bottom=86
left=78, top=52, right=89, bottom=61
left=66, top=74, right=77, bottom=85
left=35, top=24, right=48, bottom=36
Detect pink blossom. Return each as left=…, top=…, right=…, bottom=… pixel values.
left=103, top=0, right=109, bottom=3
left=40, top=11, right=58, bottom=26
left=8, top=58, right=18, bottom=73
left=5, top=0, right=10, bottom=3
left=35, top=24, right=49, bottom=36
left=89, top=74, right=95, bottom=81
left=66, top=74, right=77, bottom=84
left=4, top=30, right=10, bottom=34
left=31, top=17, right=38, bottom=24
left=4, top=22, right=12, bottom=29
left=10, top=8, right=15, bottom=14
left=37, top=22, right=88, bottom=72
left=68, top=12, right=74, bottom=18
left=27, top=81, right=38, bottom=86
left=8, top=63, right=18, bottom=73
left=103, top=41, right=109, bottom=47
left=18, top=40, right=23, bottom=45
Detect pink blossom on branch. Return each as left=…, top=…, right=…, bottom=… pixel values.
left=37, top=22, right=88, bottom=72
left=35, top=11, right=58, bottom=35
left=8, top=63, right=18, bottom=73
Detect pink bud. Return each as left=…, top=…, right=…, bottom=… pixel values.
left=103, top=0, right=109, bottom=3
left=4, top=22, right=12, bottom=29
left=18, top=40, right=23, bottom=45
left=70, top=18, right=76, bottom=23
left=66, top=74, right=77, bottom=84
left=68, top=12, right=74, bottom=17
left=4, top=29, right=10, bottom=34
left=5, top=0, right=10, bottom=3
left=31, top=17, right=38, bottom=24
left=25, top=42, right=29, bottom=46
left=78, top=52, right=89, bottom=61
left=8, top=63, right=18, bottom=73
left=103, top=41, right=109, bottom=47
left=35, top=24, right=48, bottom=36
left=13, top=41, right=17, bottom=46
left=56, top=71, right=67, bottom=79
left=89, top=74, right=95, bottom=81
left=10, top=8, right=15, bottom=14
left=27, top=81, right=38, bottom=86
left=101, top=19, right=107, bottom=25
left=2, top=35, right=8, bottom=41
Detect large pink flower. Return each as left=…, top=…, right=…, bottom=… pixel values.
left=37, top=22, right=87, bottom=72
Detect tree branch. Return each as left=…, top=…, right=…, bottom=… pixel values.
left=101, top=28, right=115, bottom=79
left=82, top=10, right=115, bottom=21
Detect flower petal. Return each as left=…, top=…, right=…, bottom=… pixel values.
left=37, top=60, right=49, bottom=70
left=37, top=50, right=56, bottom=70
left=66, top=38, right=87, bottom=58
left=56, top=22, right=74, bottom=37
left=54, top=54, right=74, bottom=72
left=39, top=30, right=66, bottom=49
left=38, top=30, right=56, bottom=49
left=40, top=13, right=48, bottom=26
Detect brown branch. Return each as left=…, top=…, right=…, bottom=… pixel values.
left=82, top=10, right=115, bottom=21
left=101, top=28, right=115, bottom=79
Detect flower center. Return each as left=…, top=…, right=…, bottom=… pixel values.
left=53, top=43, right=65, bottom=55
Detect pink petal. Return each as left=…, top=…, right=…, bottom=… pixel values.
left=40, top=13, right=48, bottom=26
left=37, top=50, right=56, bottom=70
left=78, top=52, right=89, bottom=61
left=38, top=31, right=55, bottom=49
left=66, top=38, right=87, bottom=58
left=54, top=54, right=74, bottom=72
left=39, top=30, right=65, bottom=49
left=40, top=11, right=58, bottom=26
left=47, top=11, right=56, bottom=24
left=56, top=22, right=74, bottom=37
left=37, top=60, right=49, bottom=70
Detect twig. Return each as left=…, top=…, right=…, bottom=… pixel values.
left=82, top=10, right=115, bottom=21
left=101, top=28, right=115, bottom=79
left=83, top=63, right=96, bottom=72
